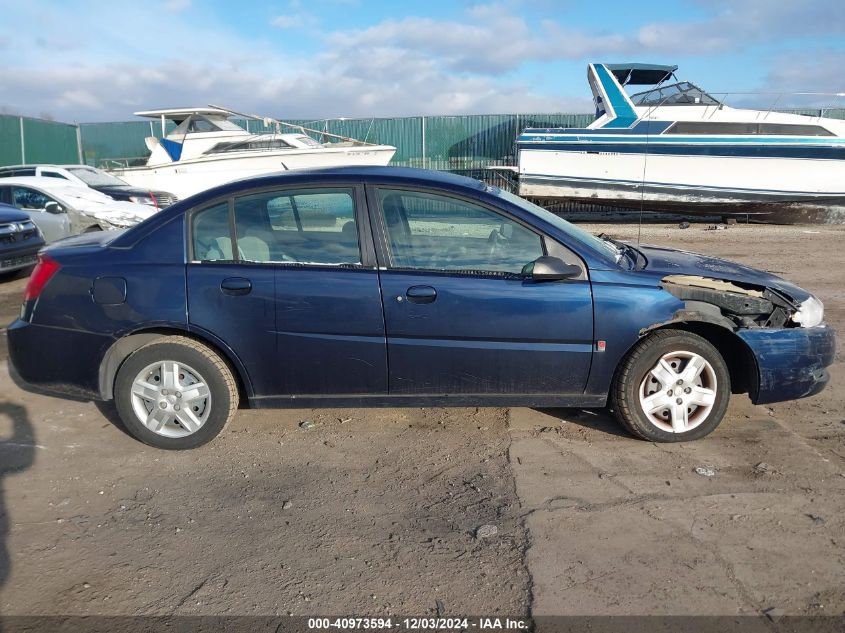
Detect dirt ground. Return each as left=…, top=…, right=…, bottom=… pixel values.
left=0, top=222, right=842, bottom=618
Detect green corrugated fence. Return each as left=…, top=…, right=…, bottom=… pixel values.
left=2, top=109, right=844, bottom=170
left=0, top=115, right=80, bottom=165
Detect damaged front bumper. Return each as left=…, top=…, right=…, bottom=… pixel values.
left=738, top=324, right=835, bottom=405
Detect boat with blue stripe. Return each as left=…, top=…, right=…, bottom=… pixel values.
left=516, top=63, right=845, bottom=223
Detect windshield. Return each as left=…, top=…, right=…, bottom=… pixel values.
left=492, top=189, right=622, bottom=264
left=170, top=115, right=246, bottom=136
left=292, top=134, right=323, bottom=148
left=631, top=81, right=721, bottom=107
left=68, top=167, right=128, bottom=187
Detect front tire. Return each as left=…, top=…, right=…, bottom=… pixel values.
left=114, top=336, right=238, bottom=449
left=612, top=329, right=730, bottom=442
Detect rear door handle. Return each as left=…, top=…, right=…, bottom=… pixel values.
left=406, top=285, right=437, bottom=304
left=220, top=277, right=252, bottom=296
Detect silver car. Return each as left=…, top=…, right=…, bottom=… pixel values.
left=0, top=176, right=156, bottom=241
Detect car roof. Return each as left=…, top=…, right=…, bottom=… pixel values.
left=208, top=166, right=487, bottom=198
left=0, top=164, right=95, bottom=170
left=0, top=164, right=60, bottom=170
left=0, top=176, right=92, bottom=190
left=0, top=176, right=94, bottom=195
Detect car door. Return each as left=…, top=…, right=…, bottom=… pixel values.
left=370, top=186, right=594, bottom=395
left=187, top=186, right=387, bottom=400
left=187, top=199, right=278, bottom=398
left=3, top=186, right=71, bottom=242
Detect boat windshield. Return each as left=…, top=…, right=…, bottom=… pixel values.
left=170, top=115, right=246, bottom=136
left=631, top=82, right=721, bottom=107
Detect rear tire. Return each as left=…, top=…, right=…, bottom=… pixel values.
left=612, top=329, right=730, bottom=442
left=114, top=336, right=238, bottom=449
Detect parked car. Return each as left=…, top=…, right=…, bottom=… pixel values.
left=0, top=164, right=178, bottom=208
left=0, top=202, right=44, bottom=278
left=8, top=167, right=834, bottom=449
left=0, top=177, right=156, bottom=241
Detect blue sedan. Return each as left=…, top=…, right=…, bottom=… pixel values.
left=8, top=167, right=835, bottom=449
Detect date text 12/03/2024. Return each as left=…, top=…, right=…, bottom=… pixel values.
left=307, top=618, right=529, bottom=630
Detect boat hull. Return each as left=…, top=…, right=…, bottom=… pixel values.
left=518, top=149, right=845, bottom=224
left=110, top=146, right=396, bottom=200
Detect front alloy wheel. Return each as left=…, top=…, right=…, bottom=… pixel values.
left=612, top=329, right=731, bottom=442
left=638, top=351, right=717, bottom=433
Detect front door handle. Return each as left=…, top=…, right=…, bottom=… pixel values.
left=220, top=277, right=252, bottom=296
left=406, top=285, right=437, bottom=304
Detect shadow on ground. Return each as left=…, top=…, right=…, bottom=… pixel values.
left=534, top=407, right=631, bottom=438
left=0, top=402, right=36, bottom=621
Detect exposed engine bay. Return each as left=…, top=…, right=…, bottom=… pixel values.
left=659, top=275, right=821, bottom=330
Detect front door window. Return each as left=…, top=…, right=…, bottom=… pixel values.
left=377, top=189, right=544, bottom=273
left=12, top=187, right=56, bottom=211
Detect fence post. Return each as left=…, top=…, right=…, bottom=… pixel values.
left=421, top=116, right=426, bottom=169
left=19, top=116, right=25, bottom=163
left=75, top=125, right=83, bottom=164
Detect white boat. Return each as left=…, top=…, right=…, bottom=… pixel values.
left=109, top=107, right=396, bottom=200
left=517, top=63, right=845, bottom=222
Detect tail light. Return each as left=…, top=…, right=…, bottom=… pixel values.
left=24, top=254, right=61, bottom=302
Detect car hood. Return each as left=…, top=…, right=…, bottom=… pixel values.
left=638, top=244, right=811, bottom=303
left=94, top=185, right=151, bottom=196
left=0, top=204, right=31, bottom=223
left=66, top=194, right=156, bottom=227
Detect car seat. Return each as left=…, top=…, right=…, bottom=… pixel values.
left=380, top=194, right=412, bottom=267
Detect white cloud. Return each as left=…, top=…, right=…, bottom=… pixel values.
left=736, top=49, right=845, bottom=109
left=163, top=0, right=191, bottom=13
left=57, top=88, right=102, bottom=110
left=0, top=56, right=584, bottom=122
left=766, top=51, right=845, bottom=93
left=271, top=14, right=306, bottom=29
left=0, top=1, right=843, bottom=122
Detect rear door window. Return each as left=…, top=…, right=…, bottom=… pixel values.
left=191, top=202, right=233, bottom=261
left=41, top=171, right=69, bottom=179
left=234, top=188, right=360, bottom=265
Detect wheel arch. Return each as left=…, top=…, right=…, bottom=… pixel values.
left=98, top=326, right=254, bottom=402
left=614, top=320, right=760, bottom=399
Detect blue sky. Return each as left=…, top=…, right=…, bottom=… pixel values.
left=0, top=0, right=843, bottom=122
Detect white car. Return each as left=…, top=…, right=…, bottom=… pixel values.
left=0, top=177, right=156, bottom=242
left=0, top=164, right=178, bottom=208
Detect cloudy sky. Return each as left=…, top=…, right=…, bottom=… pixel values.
left=1, top=0, right=843, bottom=123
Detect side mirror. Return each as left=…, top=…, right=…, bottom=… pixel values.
left=522, top=256, right=582, bottom=281
left=44, top=201, right=64, bottom=214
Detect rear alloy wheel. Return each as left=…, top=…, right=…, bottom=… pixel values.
left=612, top=330, right=730, bottom=442
left=114, top=337, right=238, bottom=449
left=129, top=360, right=212, bottom=438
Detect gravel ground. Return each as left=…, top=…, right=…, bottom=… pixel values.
left=0, top=221, right=842, bottom=619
